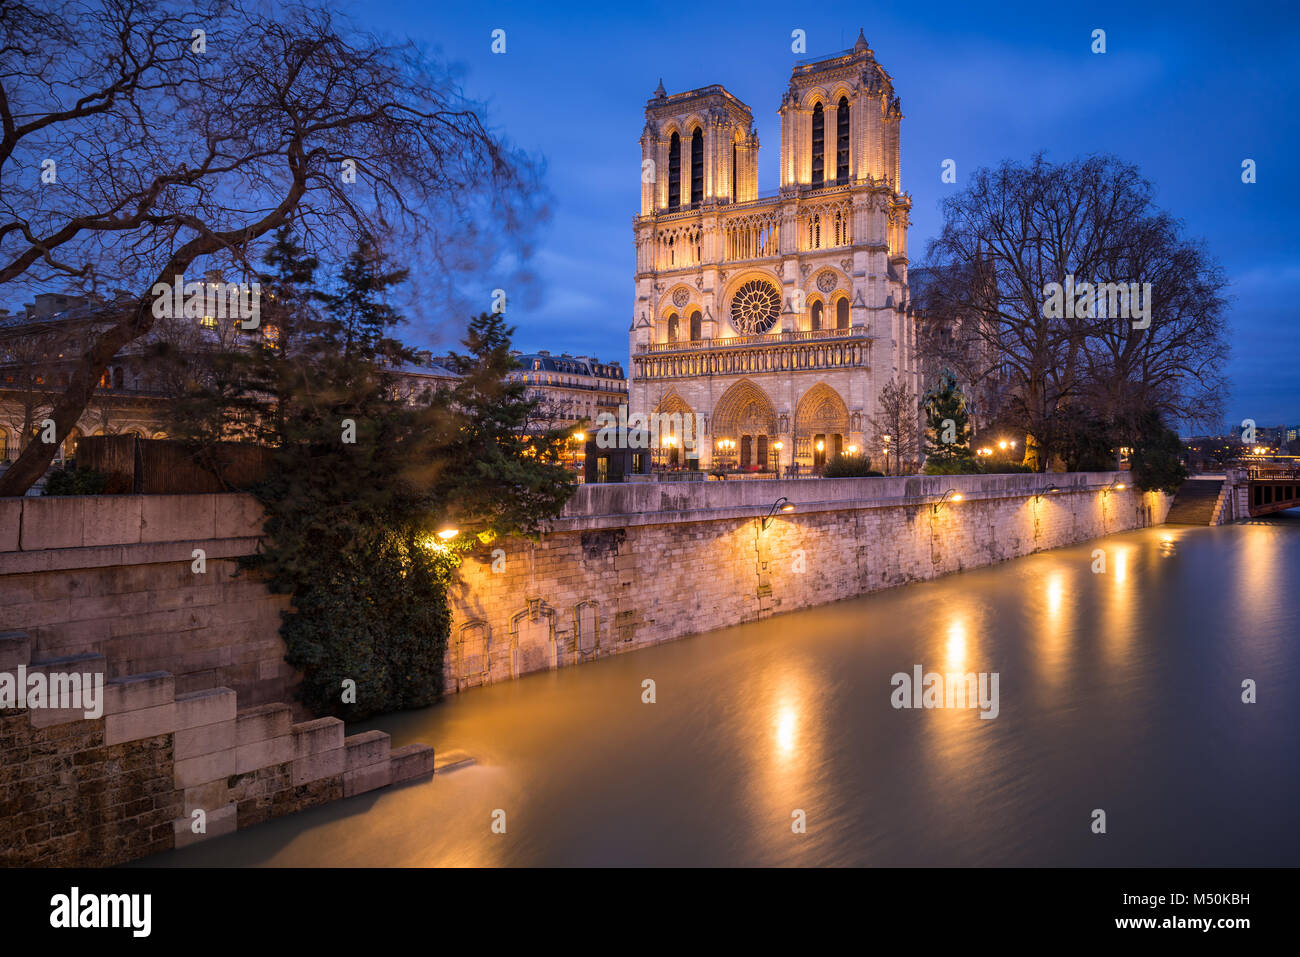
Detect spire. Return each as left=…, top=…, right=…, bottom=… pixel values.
left=853, top=28, right=869, bottom=53
left=654, top=78, right=666, bottom=99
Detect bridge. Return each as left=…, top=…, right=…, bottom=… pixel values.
left=1165, top=467, right=1300, bottom=524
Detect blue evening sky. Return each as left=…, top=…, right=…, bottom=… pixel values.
left=356, top=0, right=1299, bottom=431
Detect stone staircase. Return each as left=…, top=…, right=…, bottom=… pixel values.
left=1164, top=478, right=1225, bottom=525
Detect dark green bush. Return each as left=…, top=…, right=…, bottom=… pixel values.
left=823, top=453, right=875, bottom=477
left=42, top=465, right=107, bottom=496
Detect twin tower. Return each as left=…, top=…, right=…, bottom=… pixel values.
left=627, top=30, right=919, bottom=473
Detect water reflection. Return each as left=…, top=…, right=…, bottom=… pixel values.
left=140, top=516, right=1300, bottom=867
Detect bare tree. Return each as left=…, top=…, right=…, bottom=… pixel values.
left=868, top=376, right=920, bottom=475
left=921, top=153, right=1229, bottom=469
left=0, top=0, right=544, bottom=494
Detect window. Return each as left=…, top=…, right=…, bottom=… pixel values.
left=811, top=103, right=825, bottom=186
left=689, top=310, right=702, bottom=341
left=667, top=313, right=679, bottom=341
left=668, top=132, right=681, bottom=210
left=690, top=128, right=704, bottom=206
left=836, top=297, right=850, bottom=329
left=836, top=96, right=850, bottom=183
left=731, top=142, right=737, bottom=202
left=200, top=314, right=217, bottom=329
left=810, top=300, right=823, bottom=331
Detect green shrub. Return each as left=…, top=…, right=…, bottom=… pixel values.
left=924, top=458, right=981, bottom=475
left=981, top=462, right=1035, bottom=474
left=42, top=465, right=107, bottom=496
left=823, top=453, right=875, bottom=477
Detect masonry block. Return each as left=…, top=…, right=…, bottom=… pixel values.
left=19, top=496, right=85, bottom=549
left=390, top=743, right=436, bottom=783
left=235, top=734, right=293, bottom=774
left=235, top=703, right=292, bottom=746
left=344, top=730, right=390, bottom=770
left=174, top=718, right=236, bottom=761
left=0, top=500, right=21, bottom=552
left=140, top=495, right=216, bottom=544
left=174, top=687, right=236, bottom=730
left=104, top=702, right=177, bottom=745
left=291, top=746, right=345, bottom=787
left=183, top=780, right=231, bottom=817
left=174, top=746, right=236, bottom=788
left=0, top=632, right=31, bottom=670
left=103, top=672, right=175, bottom=716
left=343, top=760, right=392, bottom=798
left=291, top=717, right=344, bottom=758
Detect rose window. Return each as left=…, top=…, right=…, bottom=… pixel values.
left=729, top=280, right=781, bottom=335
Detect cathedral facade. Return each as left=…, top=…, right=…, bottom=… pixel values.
left=627, top=30, right=919, bottom=472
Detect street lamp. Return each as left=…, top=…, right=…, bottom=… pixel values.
left=932, top=488, right=964, bottom=514
left=773, top=440, right=784, bottom=476
left=883, top=434, right=892, bottom=475
left=1033, top=484, right=1061, bottom=502
left=762, top=496, right=797, bottom=530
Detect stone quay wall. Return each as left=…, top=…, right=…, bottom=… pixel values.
left=0, top=630, right=435, bottom=867
left=0, top=494, right=293, bottom=707
left=1, top=477, right=1169, bottom=703
left=444, top=472, right=1170, bottom=690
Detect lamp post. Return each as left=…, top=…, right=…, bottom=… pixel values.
left=883, top=434, right=892, bottom=476
left=762, top=496, right=797, bottom=530
left=773, top=440, right=784, bottom=477
left=932, top=488, right=964, bottom=514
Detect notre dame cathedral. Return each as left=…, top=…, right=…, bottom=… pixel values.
left=627, top=30, right=920, bottom=472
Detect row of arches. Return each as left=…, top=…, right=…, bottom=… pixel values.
left=653, top=379, right=854, bottom=471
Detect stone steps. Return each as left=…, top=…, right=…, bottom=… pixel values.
left=1164, top=479, right=1224, bottom=525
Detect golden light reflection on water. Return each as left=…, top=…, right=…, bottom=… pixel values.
left=946, top=619, right=967, bottom=668
left=1100, top=543, right=1135, bottom=669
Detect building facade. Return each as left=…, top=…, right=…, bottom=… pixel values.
left=628, top=30, right=919, bottom=472
left=508, top=351, right=628, bottom=429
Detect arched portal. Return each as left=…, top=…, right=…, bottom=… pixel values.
left=713, top=379, right=778, bottom=470
left=653, top=390, right=697, bottom=468
left=794, top=383, right=849, bottom=471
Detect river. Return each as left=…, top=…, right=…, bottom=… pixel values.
left=140, top=516, right=1300, bottom=866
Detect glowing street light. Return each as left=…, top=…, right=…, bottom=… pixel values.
left=436, top=528, right=459, bottom=540
left=932, top=488, right=963, bottom=514
left=762, top=496, right=797, bottom=530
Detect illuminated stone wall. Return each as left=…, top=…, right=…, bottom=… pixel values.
left=444, top=473, right=1171, bottom=691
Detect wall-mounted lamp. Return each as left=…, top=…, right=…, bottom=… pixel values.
left=762, top=496, right=796, bottom=530
left=1033, top=484, right=1061, bottom=501
left=1102, top=480, right=1126, bottom=496
left=932, top=489, right=964, bottom=514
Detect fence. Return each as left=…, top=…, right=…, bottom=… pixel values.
left=76, top=435, right=272, bottom=494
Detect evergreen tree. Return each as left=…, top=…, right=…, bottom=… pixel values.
left=923, top=371, right=977, bottom=473
left=1130, top=410, right=1188, bottom=494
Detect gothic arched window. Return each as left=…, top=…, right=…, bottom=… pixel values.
left=690, top=128, right=703, bottom=207
left=689, top=310, right=702, bottom=341
left=731, top=142, right=738, bottom=202
left=811, top=103, right=825, bottom=186
left=667, top=313, right=679, bottom=342
left=810, top=300, right=823, bottom=331
left=668, top=132, right=681, bottom=211
left=836, top=96, right=850, bottom=184
left=836, top=297, right=850, bottom=329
